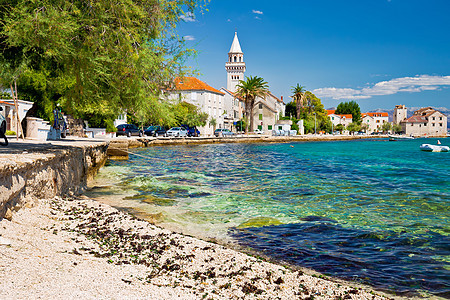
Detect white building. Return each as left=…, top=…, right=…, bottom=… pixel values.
left=361, top=112, right=389, bottom=132
left=327, top=110, right=353, bottom=128
left=167, top=77, right=225, bottom=136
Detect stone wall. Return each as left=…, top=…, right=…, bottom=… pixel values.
left=0, top=142, right=108, bottom=220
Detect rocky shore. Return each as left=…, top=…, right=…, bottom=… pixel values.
left=0, top=195, right=398, bottom=299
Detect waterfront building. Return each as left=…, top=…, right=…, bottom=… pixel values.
left=326, top=110, right=353, bottom=128
left=167, top=77, right=225, bottom=136
left=361, top=112, right=389, bottom=132
left=393, top=105, right=407, bottom=124
left=220, top=88, right=244, bottom=131
left=223, top=32, right=285, bottom=133
left=0, top=99, right=33, bottom=133
left=400, top=107, right=447, bottom=137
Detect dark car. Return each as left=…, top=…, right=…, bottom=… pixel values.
left=181, top=125, right=200, bottom=137
left=144, top=125, right=166, bottom=137
left=116, top=124, right=143, bottom=137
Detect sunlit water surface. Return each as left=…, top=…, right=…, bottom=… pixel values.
left=86, top=138, right=450, bottom=297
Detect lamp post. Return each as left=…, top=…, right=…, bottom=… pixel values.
left=314, top=112, right=317, bottom=135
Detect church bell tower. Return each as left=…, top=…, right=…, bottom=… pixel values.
left=225, top=32, right=246, bottom=92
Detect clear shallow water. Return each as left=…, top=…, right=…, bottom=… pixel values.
left=87, top=138, right=450, bottom=297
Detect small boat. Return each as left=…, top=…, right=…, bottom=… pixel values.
left=420, top=144, right=450, bottom=152
left=388, top=135, right=414, bottom=141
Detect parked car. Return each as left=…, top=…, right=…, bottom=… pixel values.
left=116, top=124, right=143, bottom=137
left=214, top=128, right=234, bottom=137
left=0, top=106, right=8, bottom=146
left=253, top=129, right=264, bottom=134
left=181, top=125, right=200, bottom=137
left=166, top=127, right=188, bottom=137
left=144, top=125, right=166, bottom=137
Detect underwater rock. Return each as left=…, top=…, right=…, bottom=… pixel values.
left=237, top=217, right=282, bottom=228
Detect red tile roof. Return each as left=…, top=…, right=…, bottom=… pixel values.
left=221, top=88, right=244, bottom=101
left=362, top=112, right=389, bottom=117
left=402, top=115, right=427, bottom=123
left=0, top=100, right=15, bottom=106
left=327, top=110, right=336, bottom=115
left=174, top=77, right=224, bottom=95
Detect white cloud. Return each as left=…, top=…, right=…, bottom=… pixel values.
left=252, top=10, right=263, bottom=15
left=180, top=12, right=195, bottom=22
left=313, top=75, right=450, bottom=100
left=183, top=35, right=195, bottom=41
left=227, top=19, right=232, bottom=22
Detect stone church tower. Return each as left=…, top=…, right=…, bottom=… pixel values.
left=393, top=104, right=408, bottom=124
left=225, top=32, right=246, bottom=92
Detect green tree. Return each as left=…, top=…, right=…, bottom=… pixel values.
left=335, top=101, right=362, bottom=124
left=235, top=76, right=269, bottom=133
left=347, top=122, right=361, bottom=134
left=392, top=123, right=402, bottom=134
left=173, top=101, right=208, bottom=128
left=209, top=117, right=217, bottom=131
left=335, top=124, right=344, bottom=133
left=0, top=0, right=207, bottom=126
left=285, top=101, right=296, bottom=118
left=381, top=122, right=392, bottom=133
left=291, top=84, right=305, bottom=119
left=296, top=91, right=331, bottom=133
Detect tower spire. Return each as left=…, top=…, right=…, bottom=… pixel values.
left=225, top=32, right=246, bottom=92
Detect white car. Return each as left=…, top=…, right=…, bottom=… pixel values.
left=253, top=129, right=264, bottom=134
left=166, top=127, right=188, bottom=137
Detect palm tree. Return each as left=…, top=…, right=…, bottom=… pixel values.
left=291, top=84, right=306, bottom=119
left=235, top=76, right=269, bottom=133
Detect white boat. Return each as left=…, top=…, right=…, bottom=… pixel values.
left=388, top=135, right=414, bottom=141
left=419, top=144, right=450, bottom=152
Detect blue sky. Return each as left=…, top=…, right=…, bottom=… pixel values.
left=177, top=0, right=450, bottom=112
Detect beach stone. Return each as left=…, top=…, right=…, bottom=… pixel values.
left=0, top=236, right=11, bottom=245
left=4, top=208, right=12, bottom=221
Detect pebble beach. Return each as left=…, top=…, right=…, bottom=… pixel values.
left=0, top=194, right=401, bottom=299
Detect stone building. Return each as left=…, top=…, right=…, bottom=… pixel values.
left=393, top=105, right=407, bottom=125
left=401, top=107, right=447, bottom=137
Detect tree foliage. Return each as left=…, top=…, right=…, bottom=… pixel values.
left=0, top=0, right=208, bottom=125
left=335, top=101, right=362, bottom=124
left=291, top=83, right=305, bottom=119
left=285, top=101, right=296, bottom=118
left=174, top=101, right=208, bottom=127
left=297, top=91, right=331, bottom=133
left=235, top=76, right=269, bottom=133
left=381, top=122, right=392, bottom=133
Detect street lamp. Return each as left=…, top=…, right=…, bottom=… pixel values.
left=314, top=112, right=317, bottom=135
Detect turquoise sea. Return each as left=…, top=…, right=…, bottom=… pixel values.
left=87, top=138, right=450, bottom=297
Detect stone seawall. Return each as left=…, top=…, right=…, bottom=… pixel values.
left=0, top=141, right=108, bottom=220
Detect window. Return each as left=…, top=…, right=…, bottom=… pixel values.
left=268, top=125, right=272, bottom=130
left=259, top=104, right=263, bottom=109
left=259, top=114, right=263, bottom=120
left=258, top=125, right=262, bottom=130
left=432, top=123, right=435, bottom=126
left=440, top=123, right=443, bottom=127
